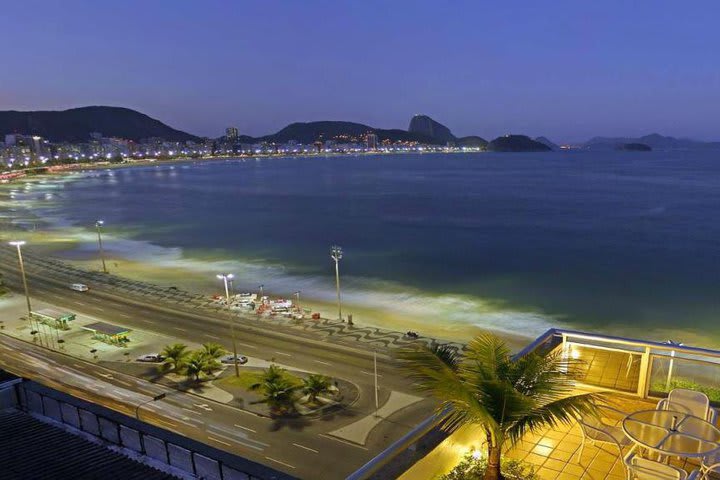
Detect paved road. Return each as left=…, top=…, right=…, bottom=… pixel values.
left=0, top=251, right=436, bottom=479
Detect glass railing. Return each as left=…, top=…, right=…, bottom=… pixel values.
left=520, top=329, right=720, bottom=404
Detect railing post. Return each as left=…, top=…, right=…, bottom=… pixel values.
left=637, top=346, right=651, bottom=398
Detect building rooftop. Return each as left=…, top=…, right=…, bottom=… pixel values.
left=0, top=409, right=177, bottom=480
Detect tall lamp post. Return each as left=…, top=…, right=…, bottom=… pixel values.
left=95, top=220, right=108, bottom=273
left=331, top=245, right=343, bottom=322
left=9, top=240, right=42, bottom=345
left=135, top=392, right=167, bottom=420
left=294, top=291, right=301, bottom=313
left=217, top=273, right=240, bottom=377
left=9, top=241, right=32, bottom=319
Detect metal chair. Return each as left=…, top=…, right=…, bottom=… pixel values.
left=657, top=389, right=718, bottom=424
left=624, top=452, right=700, bottom=480
left=700, top=449, right=720, bottom=479
left=577, top=405, right=632, bottom=462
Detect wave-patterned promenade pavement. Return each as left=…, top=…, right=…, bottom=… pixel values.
left=0, top=248, right=466, bottom=354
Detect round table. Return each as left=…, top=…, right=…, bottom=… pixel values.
left=623, top=409, right=720, bottom=459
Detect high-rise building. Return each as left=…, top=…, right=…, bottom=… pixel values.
left=366, top=133, right=378, bottom=150
left=225, top=127, right=239, bottom=141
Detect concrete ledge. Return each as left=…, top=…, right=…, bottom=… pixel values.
left=168, top=443, right=194, bottom=474
left=42, top=396, right=62, bottom=422
left=120, top=425, right=143, bottom=452
left=26, top=389, right=43, bottom=414
left=60, top=402, right=80, bottom=428
left=222, top=465, right=251, bottom=480
left=144, top=435, right=168, bottom=463
left=79, top=409, right=100, bottom=436
left=194, top=453, right=221, bottom=480
left=99, top=417, right=120, bottom=444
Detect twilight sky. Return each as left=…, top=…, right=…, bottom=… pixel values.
left=2, top=0, right=719, bottom=142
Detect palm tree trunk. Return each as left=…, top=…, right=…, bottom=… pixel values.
left=484, top=445, right=503, bottom=480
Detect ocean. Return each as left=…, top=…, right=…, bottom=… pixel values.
left=9, top=151, right=720, bottom=345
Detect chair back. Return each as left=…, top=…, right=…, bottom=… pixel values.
left=629, top=456, right=688, bottom=480
left=666, top=388, right=710, bottom=420
left=578, top=415, right=614, bottom=443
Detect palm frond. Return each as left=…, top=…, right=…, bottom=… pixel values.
left=505, top=392, right=602, bottom=445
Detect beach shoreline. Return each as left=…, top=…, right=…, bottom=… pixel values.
left=2, top=161, right=717, bottom=352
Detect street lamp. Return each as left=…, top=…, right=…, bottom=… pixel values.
left=294, top=291, right=301, bottom=314
left=217, top=273, right=240, bottom=377
left=330, top=245, right=343, bottom=322
left=95, top=220, right=108, bottom=273
left=9, top=241, right=31, bottom=318
left=8, top=240, right=43, bottom=345
left=135, top=392, right=167, bottom=420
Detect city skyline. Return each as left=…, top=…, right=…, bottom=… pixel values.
left=2, top=1, right=719, bottom=142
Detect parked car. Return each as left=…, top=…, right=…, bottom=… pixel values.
left=220, top=354, right=248, bottom=365
left=137, top=354, right=165, bottom=362
left=70, top=283, right=89, bottom=292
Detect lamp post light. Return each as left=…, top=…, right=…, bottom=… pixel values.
left=9, top=241, right=32, bottom=319
left=95, top=220, right=108, bottom=273
left=330, top=245, right=343, bottom=322
left=294, top=291, right=301, bottom=314
left=217, top=273, right=240, bottom=377
left=135, top=392, right=167, bottom=420
left=9, top=240, right=43, bottom=346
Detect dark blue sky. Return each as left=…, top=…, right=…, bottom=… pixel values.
left=3, top=1, right=719, bottom=142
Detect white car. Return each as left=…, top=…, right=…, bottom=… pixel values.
left=137, top=354, right=165, bottom=363
left=220, top=354, right=248, bottom=365
left=70, top=283, right=89, bottom=292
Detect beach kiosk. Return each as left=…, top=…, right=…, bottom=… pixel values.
left=81, top=321, right=131, bottom=346
left=31, top=308, right=76, bottom=330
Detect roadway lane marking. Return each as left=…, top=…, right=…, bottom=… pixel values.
left=204, top=334, right=221, bottom=340
left=208, top=436, right=232, bottom=447
left=72, top=363, right=87, bottom=369
left=318, top=434, right=369, bottom=450
left=206, top=430, right=265, bottom=451
left=237, top=342, right=257, bottom=349
left=234, top=424, right=256, bottom=433
left=91, top=306, right=105, bottom=312
left=112, top=378, right=133, bottom=387
left=313, top=360, right=331, bottom=366
left=118, top=313, right=131, bottom=318
left=273, top=351, right=292, bottom=357
left=265, top=457, right=296, bottom=469
left=193, top=403, right=213, bottom=412
left=154, top=418, right=178, bottom=429
left=293, top=443, right=318, bottom=453
left=361, top=371, right=383, bottom=378
left=182, top=408, right=203, bottom=416
left=172, top=327, right=187, bottom=333
left=73, top=301, right=86, bottom=306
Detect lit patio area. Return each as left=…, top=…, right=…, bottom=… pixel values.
left=394, top=329, right=720, bottom=480
left=399, top=394, right=713, bottom=480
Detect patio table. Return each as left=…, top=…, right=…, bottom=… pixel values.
left=623, top=409, right=720, bottom=459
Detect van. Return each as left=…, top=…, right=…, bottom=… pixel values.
left=70, top=283, right=88, bottom=292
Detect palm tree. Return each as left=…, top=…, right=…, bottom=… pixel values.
left=201, top=342, right=225, bottom=359
left=161, top=343, right=189, bottom=373
left=259, top=376, right=300, bottom=415
left=398, top=334, right=600, bottom=480
left=200, top=342, right=225, bottom=374
left=302, top=374, right=332, bottom=403
left=250, top=364, right=300, bottom=415
left=184, top=351, right=209, bottom=383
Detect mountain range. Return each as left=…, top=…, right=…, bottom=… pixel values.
left=582, top=133, right=720, bottom=151
left=1, top=106, right=718, bottom=152
left=0, top=106, right=199, bottom=143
